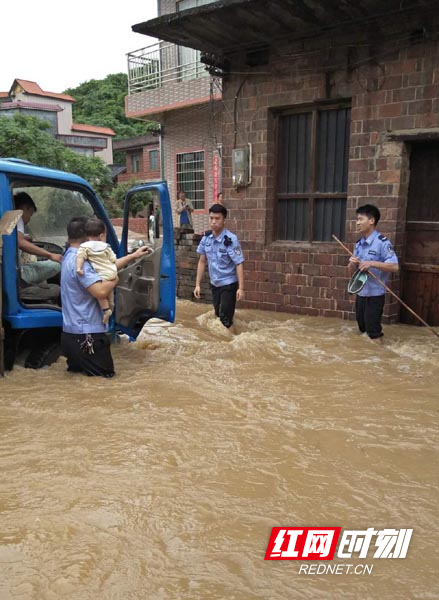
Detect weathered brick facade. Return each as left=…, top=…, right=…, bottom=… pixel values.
left=113, top=135, right=160, bottom=184
left=215, top=33, right=439, bottom=322
left=125, top=1, right=223, bottom=241
left=174, top=231, right=210, bottom=301
left=174, top=231, right=357, bottom=318
left=111, top=218, right=147, bottom=235
left=162, top=103, right=222, bottom=233
left=129, top=2, right=439, bottom=324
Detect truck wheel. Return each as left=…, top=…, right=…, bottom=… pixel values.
left=25, top=341, right=61, bottom=369
left=3, top=325, right=17, bottom=371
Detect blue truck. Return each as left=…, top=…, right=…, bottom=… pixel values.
left=0, top=158, right=175, bottom=374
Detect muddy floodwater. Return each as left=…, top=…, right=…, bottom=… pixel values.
left=0, top=300, right=437, bottom=599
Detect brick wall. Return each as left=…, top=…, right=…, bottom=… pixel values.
left=174, top=230, right=211, bottom=301
left=111, top=218, right=148, bottom=235
left=217, top=30, right=439, bottom=322
left=173, top=232, right=353, bottom=318
left=109, top=222, right=211, bottom=302
left=163, top=103, right=223, bottom=233
left=116, top=144, right=161, bottom=184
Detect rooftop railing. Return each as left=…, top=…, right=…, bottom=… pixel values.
left=127, top=41, right=210, bottom=94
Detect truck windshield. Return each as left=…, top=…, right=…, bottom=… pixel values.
left=14, top=185, right=95, bottom=248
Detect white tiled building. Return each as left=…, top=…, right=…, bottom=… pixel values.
left=0, top=79, right=115, bottom=165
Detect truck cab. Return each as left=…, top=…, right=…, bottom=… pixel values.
left=0, top=158, right=175, bottom=373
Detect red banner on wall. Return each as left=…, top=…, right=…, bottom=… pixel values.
left=213, top=153, right=220, bottom=203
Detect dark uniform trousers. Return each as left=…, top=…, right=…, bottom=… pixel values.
left=211, top=282, right=239, bottom=328
left=355, top=295, right=385, bottom=339
left=61, top=332, right=115, bottom=377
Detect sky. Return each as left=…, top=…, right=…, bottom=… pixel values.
left=0, top=1, right=158, bottom=93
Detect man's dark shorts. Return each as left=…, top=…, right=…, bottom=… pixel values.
left=355, top=295, right=385, bottom=339
left=61, top=332, right=115, bottom=377
left=211, top=282, right=238, bottom=328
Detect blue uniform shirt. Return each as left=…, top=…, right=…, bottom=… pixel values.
left=61, top=247, right=108, bottom=334
left=196, top=228, right=244, bottom=287
left=353, top=230, right=398, bottom=297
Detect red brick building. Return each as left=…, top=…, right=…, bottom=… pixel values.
left=133, top=0, right=439, bottom=326
left=113, top=134, right=161, bottom=184
left=126, top=0, right=222, bottom=233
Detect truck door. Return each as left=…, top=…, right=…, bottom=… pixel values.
left=115, top=181, right=175, bottom=339
left=0, top=210, right=23, bottom=376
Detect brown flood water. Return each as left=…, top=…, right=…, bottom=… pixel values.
left=0, top=300, right=438, bottom=599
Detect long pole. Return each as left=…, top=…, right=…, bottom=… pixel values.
left=332, top=234, right=439, bottom=338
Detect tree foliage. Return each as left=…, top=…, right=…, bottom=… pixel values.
left=0, top=114, right=113, bottom=198
left=64, top=73, right=155, bottom=140
left=108, top=179, right=152, bottom=217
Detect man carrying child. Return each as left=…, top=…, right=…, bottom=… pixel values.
left=76, top=217, right=117, bottom=324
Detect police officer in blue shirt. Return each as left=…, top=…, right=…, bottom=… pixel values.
left=349, top=204, right=399, bottom=343
left=194, top=204, right=244, bottom=332
left=61, top=217, right=150, bottom=376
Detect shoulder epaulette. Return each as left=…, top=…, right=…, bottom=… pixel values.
left=355, top=238, right=361, bottom=244
left=378, top=234, right=388, bottom=241
left=204, top=229, right=212, bottom=236
left=223, top=234, right=232, bottom=247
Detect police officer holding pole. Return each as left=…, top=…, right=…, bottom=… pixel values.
left=348, top=204, right=399, bottom=343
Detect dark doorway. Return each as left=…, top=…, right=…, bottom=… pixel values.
left=401, top=142, right=439, bottom=326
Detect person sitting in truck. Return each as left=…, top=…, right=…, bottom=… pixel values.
left=76, top=217, right=117, bottom=325
left=14, top=191, right=62, bottom=285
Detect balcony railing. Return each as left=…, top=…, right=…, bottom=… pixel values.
left=127, top=41, right=210, bottom=94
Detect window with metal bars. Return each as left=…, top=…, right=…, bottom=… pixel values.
left=176, top=151, right=205, bottom=210
left=276, top=104, right=351, bottom=242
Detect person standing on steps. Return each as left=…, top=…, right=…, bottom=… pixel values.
left=176, top=190, right=194, bottom=229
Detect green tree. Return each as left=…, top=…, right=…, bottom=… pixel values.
left=0, top=114, right=112, bottom=198
left=64, top=74, right=157, bottom=142
left=108, top=179, right=152, bottom=217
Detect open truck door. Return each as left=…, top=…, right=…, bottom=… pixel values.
left=0, top=159, right=176, bottom=370
left=115, top=181, right=175, bottom=339
left=0, top=210, right=23, bottom=376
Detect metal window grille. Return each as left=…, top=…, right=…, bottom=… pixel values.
left=176, top=151, right=205, bottom=210
left=277, top=105, right=350, bottom=242
left=149, top=150, right=159, bottom=171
